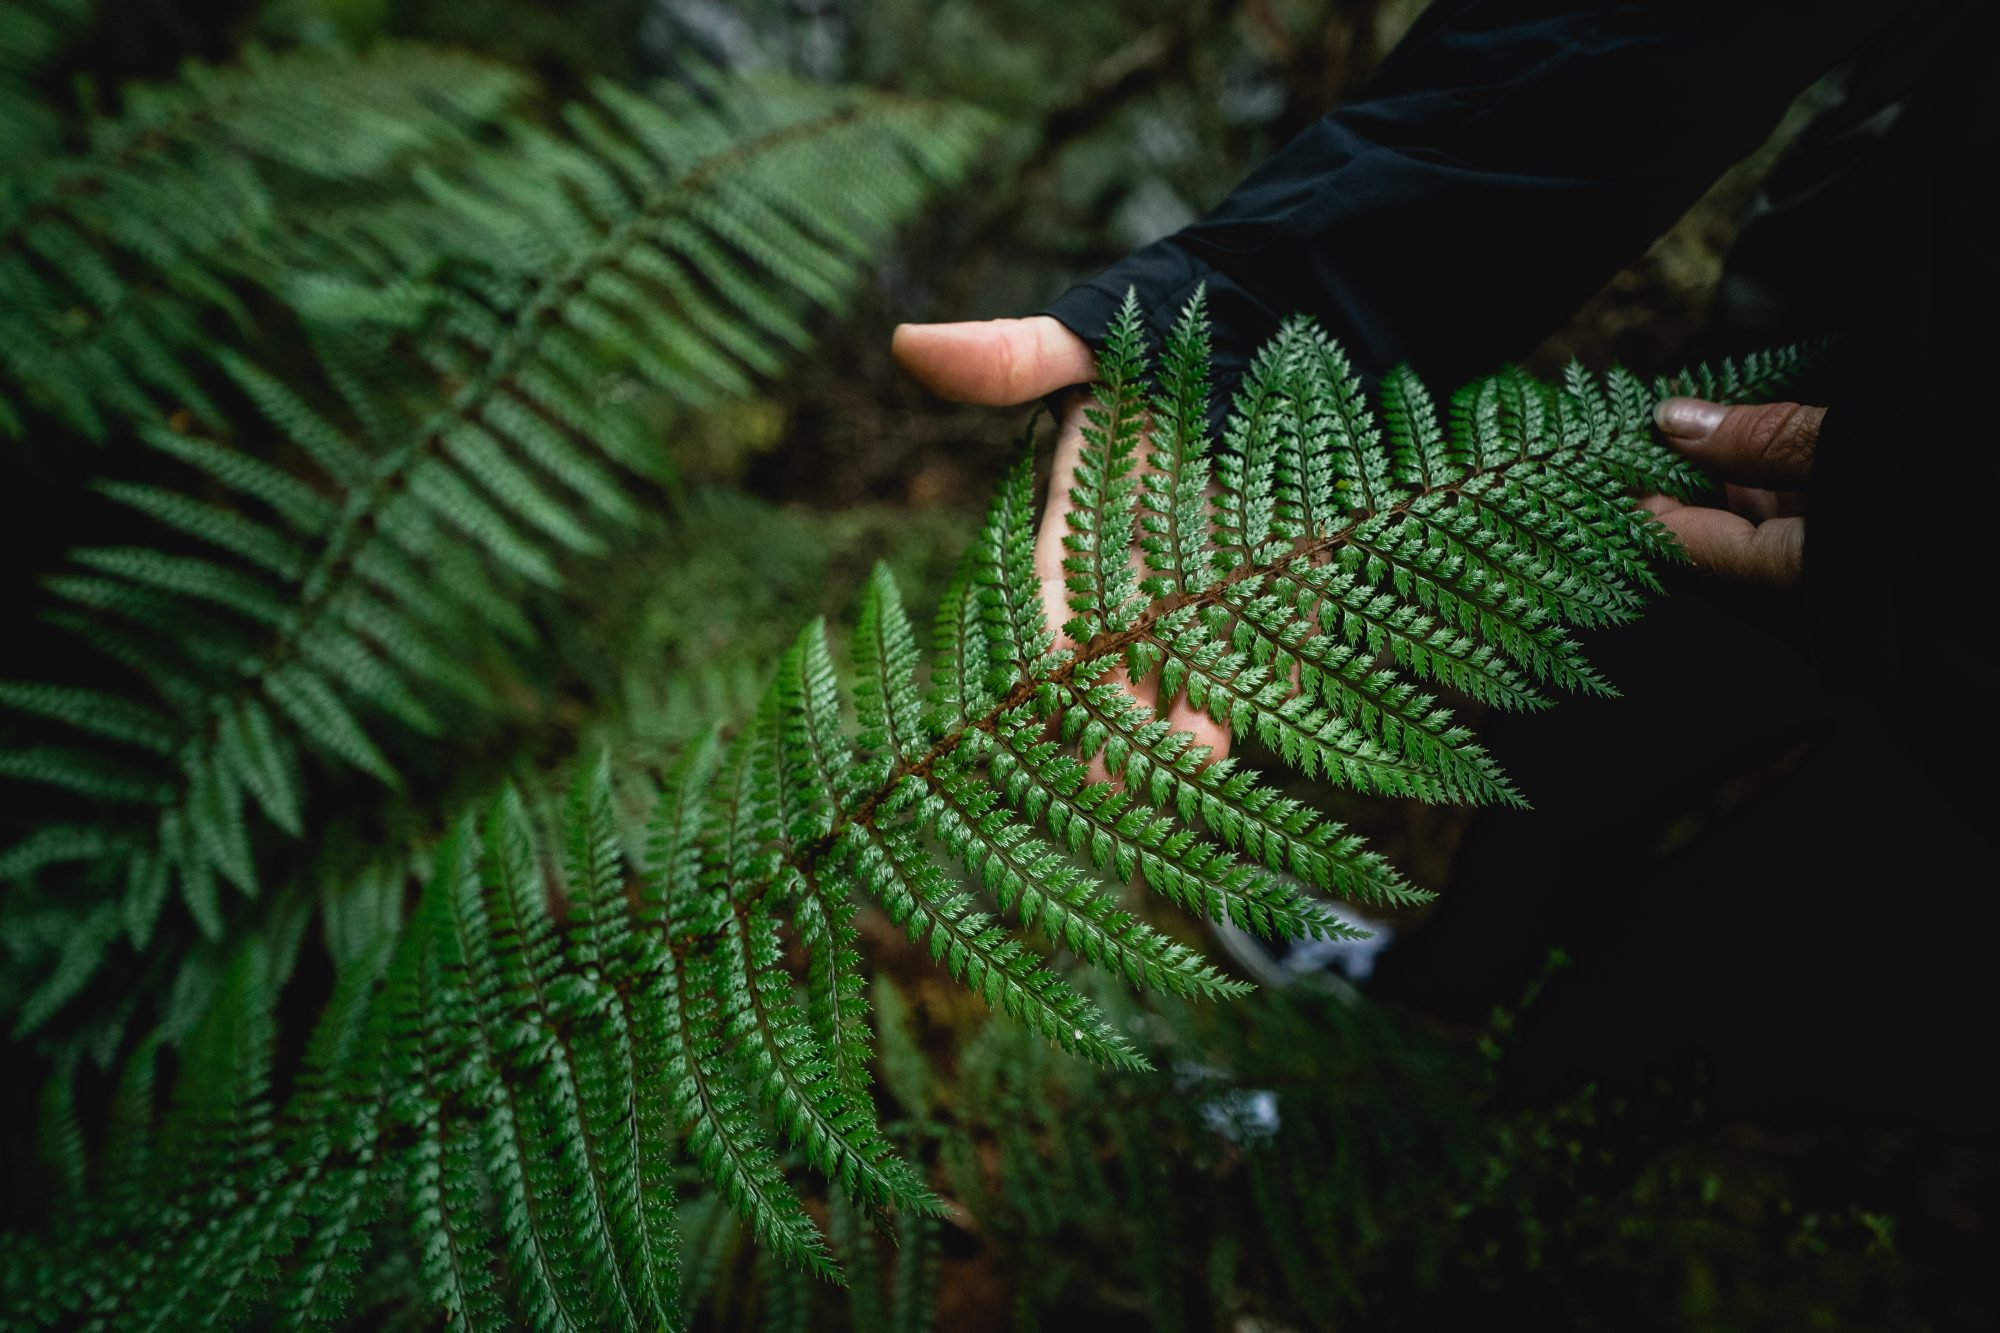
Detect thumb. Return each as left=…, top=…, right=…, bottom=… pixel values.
left=891, top=315, right=1095, bottom=406
left=1655, top=397, right=1824, bottom=489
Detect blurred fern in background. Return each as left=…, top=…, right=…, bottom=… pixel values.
left=0, top=11, right=989, bottom=1061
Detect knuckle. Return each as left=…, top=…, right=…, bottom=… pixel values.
left=1742, top=402, right=1818, bottom=472
left=994, top=325, right=1023, bottom=401
left=1771, top=519, right=1806, bottom=587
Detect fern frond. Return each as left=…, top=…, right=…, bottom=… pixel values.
left=395, top=913, right=507, bottom=1331
left=642, top=739, right=837, bottom=1281
left=624, top=293, right=1804, bottom=1092
left=919, top=756, right=1249, bottom=999
left=1140, top=288, right=1217, bottom=597
left=0, top=275, right=1811, bottom=1330
left=0, top=1, right=88, bottom=174
left=1654, top=341, right=1817, bottom=407
left=559, top=757, right=684, bottom=1328
left=0, top=43, right=526, bottom=438
left=772, top=629, right=877, bottom=1101
left=963, top=443, right=1048, bottom=680
left=855, top=566, right=931, bottom=775
left=432, top=816, right=593, bottom=1332
left=1063, top=288, right=1149, bottom=641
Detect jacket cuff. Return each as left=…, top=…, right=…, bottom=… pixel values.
left=1040, top=236, right=1285, bottom=420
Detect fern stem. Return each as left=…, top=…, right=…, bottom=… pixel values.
left=668, top=436, right=1609, bottom=956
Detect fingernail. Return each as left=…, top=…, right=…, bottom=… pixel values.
left=1655, top=397, right=1726, bottom=440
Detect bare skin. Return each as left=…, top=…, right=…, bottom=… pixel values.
left=1643, top=396, right=1823, bottom=589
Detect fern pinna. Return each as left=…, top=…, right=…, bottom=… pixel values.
left=0, top=292, right=1801, bottom=1329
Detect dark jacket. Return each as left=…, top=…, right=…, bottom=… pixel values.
left=1047, top=0, right=1997, bottom=1132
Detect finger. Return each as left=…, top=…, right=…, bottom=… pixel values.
left=1035, top=404, right=1135, bottom=786
left=1720, top=484, right=1806, bottom=522
left=1637, top=493, right=1684, bottom=518
left=1038, top=576, right=1070, bottom=650
left=1080, top=663, right=1162, bottom=786
left=1035, top=395, right=1237, bottom=776
left=1655, top=397, right=1825, bottom=489
left=891, top=316, right=1096, bottom=406
left=1163, top=690, right=1232, bottom=767
left=1654, top=505, right=1805, bottom=589
left=1034, top=386, right=1169, bottom=618
left=1034, top=400, right=1088, bottom=640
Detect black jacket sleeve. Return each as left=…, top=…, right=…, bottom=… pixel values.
left=1042, top=0, right=1894, bottom=393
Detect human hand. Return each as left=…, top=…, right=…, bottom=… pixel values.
left=891, top=316, right=1234, bottom=774
left=1641, top=397, right=1825, bottom=589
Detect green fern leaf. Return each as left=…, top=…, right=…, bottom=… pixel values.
left=1140, top=288, right=1216, bottom=597
left=1062, top=288, right=1149, bottom=640
left=855, top=565, right=930, bottom=772
left=561, top=756, right=683, bottom=1330
left=972, top=442, right=1058, bottom=687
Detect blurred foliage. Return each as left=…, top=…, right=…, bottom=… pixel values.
left=677, top=970, right=1980, bottom=1332
left=244, top=0, right=1440, bottom=512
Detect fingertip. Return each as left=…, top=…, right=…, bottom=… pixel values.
left=890, top=317, right=1094, bottom=406
left=1655, top=396, right=1727, bottom=442
left=1651, top=501, right=1726, bottom=538
left=888, top=320, right=957, bottom=381
left=888, top=320, right=922, bottom=371
left=1026, top=315, right=1096, bottom=394
left=1675, top=509, right=1804, bottom=587
left=889, top=321, right=990, bottom=402
left=1658, top=399, right=1823, bottom=488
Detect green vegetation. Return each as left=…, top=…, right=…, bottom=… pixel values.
left=0, top=5, right=1949, bottom=1330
